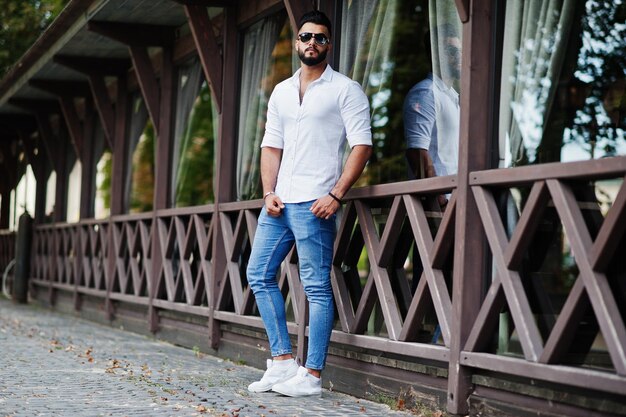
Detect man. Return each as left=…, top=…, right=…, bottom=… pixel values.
left=246, top=10, right=372, bottom=397
left=403, top=26, right=461, bottom=312
left=404, top=26, right=461, bottom=208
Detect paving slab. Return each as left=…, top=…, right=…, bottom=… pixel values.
left=0, top=299, right=416, bottom=417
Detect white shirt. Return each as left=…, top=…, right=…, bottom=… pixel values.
left=261, top=65, right=372, bottom=203
left=403, top=73, right=460, bottom=177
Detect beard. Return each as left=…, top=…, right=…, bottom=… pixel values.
left=298, top=47, right=327, bottom=66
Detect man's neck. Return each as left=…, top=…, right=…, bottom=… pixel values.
left=299, top=62, right=327, bottom=83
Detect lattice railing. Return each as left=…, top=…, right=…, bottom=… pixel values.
left=462, top=157, right=626, bottom=396
left=152, top=206, right=215, bottom=315
left=32, top=223, right=81, bottom=289
left=107, top=213, right=153, bottom=303
left=77, top=219, right=109, bottom=293
left=213, top=176, right=457, bottom=361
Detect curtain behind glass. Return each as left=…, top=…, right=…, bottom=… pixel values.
left=126, top=94, right=150, bottom=212
left=339, top=0, right=398, bottom=92
left=428, top=0, right=463, bottom=93
left=498, top=0, right=576, bottom=166
left=236, top=13, right=287, bottom=200
left=172, top=57, right=204, bottom=204
left=175, top=81, right=219, bottom=206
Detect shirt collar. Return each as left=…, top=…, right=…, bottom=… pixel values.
left=291, top=64, right=334, bottom=88
left=429, top=72, right=459, bottom=100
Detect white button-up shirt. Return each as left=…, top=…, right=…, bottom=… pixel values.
left=403, top=73, right=460, bottom=177
left=261, top=65, right=372, bottom=203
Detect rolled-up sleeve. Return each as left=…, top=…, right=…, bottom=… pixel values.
left=339, top=82, right=372, bottom=148
left=403, top=86, right=435, bottom=150
left=261, top=89, right=284, bottom=149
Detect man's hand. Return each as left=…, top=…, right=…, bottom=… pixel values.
left=310, top=194, right=340, bottom=219
left=265, top=194, right=285, bottom=217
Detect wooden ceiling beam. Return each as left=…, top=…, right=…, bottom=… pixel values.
left=29, top=79, right=91, bottom=98
left=129, top=46, right=160, bottom=134
left=184, top=4, right=223, bottom=112
left=87, top=21, right=177, bottom=47
left=284, top=0, right=308, bottom=36
left=54, top=55, right=131, bottom=76
left=8, top=98, right=60, bottom=115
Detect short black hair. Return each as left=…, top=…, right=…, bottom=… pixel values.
left=298, top=10, right=332, bottom=38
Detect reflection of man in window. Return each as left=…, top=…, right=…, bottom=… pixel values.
left=246, top=10, right=372, bottom=397
left=403, top=26, right=461, bottom=208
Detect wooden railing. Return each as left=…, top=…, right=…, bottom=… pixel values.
left=464, top=157, right=626, bottom=397
left=6, top=156, right=626, bottom=412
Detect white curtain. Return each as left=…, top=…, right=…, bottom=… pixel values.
left=236, top=14, right=285, bottom=201
left=498, top=0, right=576, bottom=166
left=172, top=57, right=204, bottom=203
left=428, top=0, right=463, bottom=93
left=124, top=93, right=149, bottom=211
left=339, top=0, right=398, bottom=93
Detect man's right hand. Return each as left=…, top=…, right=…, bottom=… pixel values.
left=265, top=194, right=285, bottom=217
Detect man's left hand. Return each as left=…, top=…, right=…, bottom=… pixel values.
left=310, top=195, right=340, bottom=219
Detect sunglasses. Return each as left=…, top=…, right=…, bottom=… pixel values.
left=297, top=32, right=330, bottom=46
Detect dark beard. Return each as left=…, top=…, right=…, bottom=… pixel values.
left=298, top=48, right=327, bottom=66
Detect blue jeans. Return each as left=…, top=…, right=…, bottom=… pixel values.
left=247, top=201, right=335, bottom=370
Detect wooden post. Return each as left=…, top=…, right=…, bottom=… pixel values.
left=208, top=5, right=238, bottom=349
left=447, top=0, right=495, bottom=414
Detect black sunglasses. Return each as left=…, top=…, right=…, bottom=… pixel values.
left=297, top=32, right=330, bottom=46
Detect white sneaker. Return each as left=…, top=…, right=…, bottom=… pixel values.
left=248, top=359, right=299, bottom=393
left=272, top=366, right=322, bottom=397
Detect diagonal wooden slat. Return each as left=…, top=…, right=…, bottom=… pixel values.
left=331, top=264, right=356, bottom=332
left=473, top=186, right=543, bottom=361
left=547, top=179, right=626, bottom=375
left=352, top=271, right=378, bottom=334
left=355, top=200, right=402, bottom=340
left=431, top=192, right=456, bottom=269
left=504, top=181, right=550, bottom=269
left=463, top=278, right=507, bottom=352
left=399, top=271, right=432, bottom=341
left=404, top=194, right=452, bottom=345
left=589, top=175, right=626, bottom=271
left=377, top=196, right=406, bottom=266
left=218, top=212, right=245, bottom=313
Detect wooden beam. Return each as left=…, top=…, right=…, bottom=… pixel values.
left=284, top=0, right=309, bottom=35
left=87, top=21, right=176, bottom=47
left=88, top=75, right=116, bottom=149
left=184, top=4, right=223, bottom=112
left=29, top=79, right=91, bottom=97
left=109, top=76, right=129, bottom=216
left=59, top=96, right=83, bottom=157
left=129, top=46, right=160, bottom=134
left=54, top=55, right=131, bottom=76
left=455, top=0, right=470, bottom=23
left=447, top=0, right=495, bottom=414
left=8, top=98, right=60, bottom=115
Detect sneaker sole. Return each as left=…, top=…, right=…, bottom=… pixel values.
left=271, top=386, right=322, bottom=397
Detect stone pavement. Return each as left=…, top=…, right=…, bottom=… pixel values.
left=0, top=299, right=417, bottom=417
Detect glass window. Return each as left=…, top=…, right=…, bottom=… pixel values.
left=236, top=11, right=294, bottom=200
left=95, top=148, right=111, bottom=219
left=173, top=58, right=219, bottom=207
left=127, top=95, right=153, bottom=213
left=493, top=0, right=626, bottom=368
left=339, top=0, right=462, bottom=185
left=66, top=160, right=81, bottom=222
left=498, top=0, right=626, bottom=166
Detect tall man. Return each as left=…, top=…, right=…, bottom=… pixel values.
left=246, top=10, right=372, bottom=397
